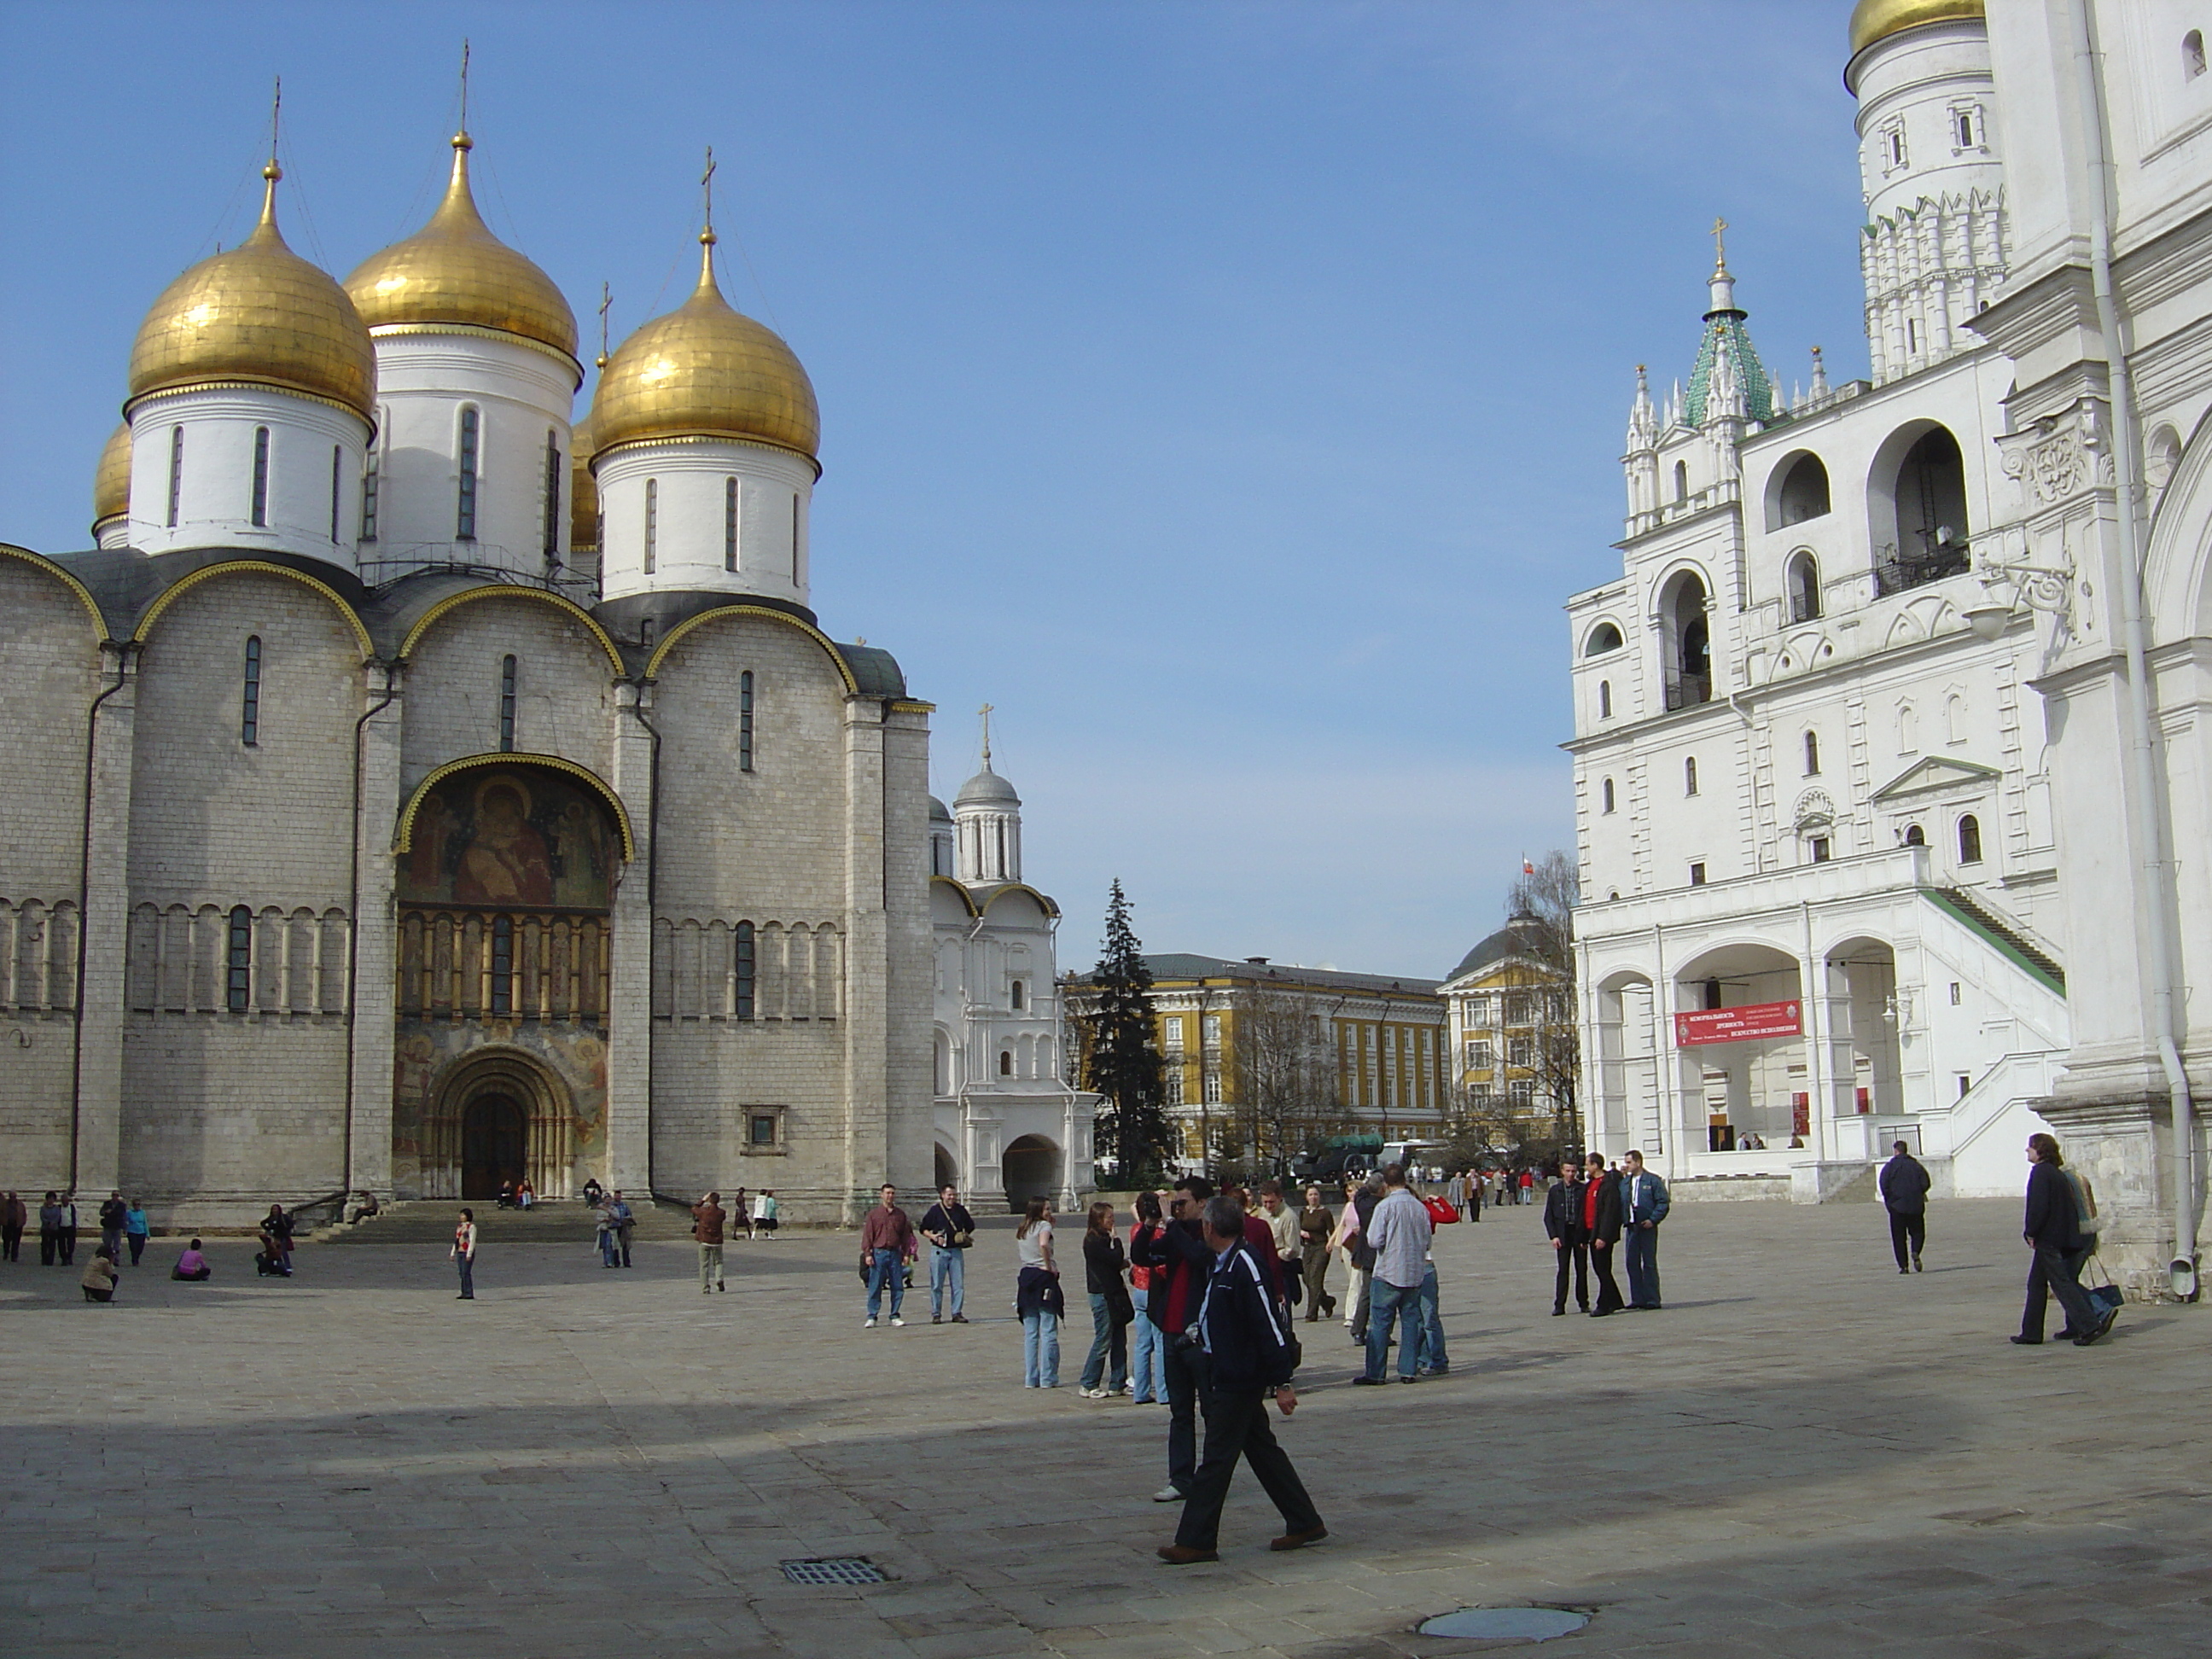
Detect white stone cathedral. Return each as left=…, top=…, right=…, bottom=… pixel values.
left=1, top=122, right=1090, bottom=1225
left=1569, top=0, right=2212, bottom=1293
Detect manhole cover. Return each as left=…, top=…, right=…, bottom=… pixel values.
left=1419, top=1607, right=1590, bottom=1642
left=780, top=1557, right=887, bottom=1586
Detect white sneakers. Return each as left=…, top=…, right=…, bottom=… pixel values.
left=889, top=1316, right=905, bottom=1327
left=864, top=1316, right=907, bottom=1328
left=864, top=1318, right=877, bottom=1328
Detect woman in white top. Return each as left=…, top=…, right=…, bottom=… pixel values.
left=451, top=1208, right=477, bottom=1300
left=1015, top=1197, right=1061, bottom=1387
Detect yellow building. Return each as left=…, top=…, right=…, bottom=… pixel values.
left=1068, top=954, right=1447, bottom=1170
left=1441, top=914, right=1576, bottom=1149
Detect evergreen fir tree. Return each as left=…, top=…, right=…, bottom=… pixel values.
left=1083, top=880, right=1171, bottom=1179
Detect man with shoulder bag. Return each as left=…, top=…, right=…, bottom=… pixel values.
left=919, top=1183, right=975, bottom=1324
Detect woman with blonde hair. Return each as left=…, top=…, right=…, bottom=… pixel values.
left=1079, top=1201, right=1132, bottom=1398
left=1015, top=1196, right=1062, bottom=1387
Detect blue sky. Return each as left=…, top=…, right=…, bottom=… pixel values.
left=0, top=2, right=1870, bottom=976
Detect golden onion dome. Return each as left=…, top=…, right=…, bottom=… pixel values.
left=127, top=164, right=375, bottom=422
left=588, top=231, right=818, bottom=463
left=344, top=133, right=579, bottom=361
left=92, top=422, right=132, bottom=531
left=1848, top=0, right=1984, bottom=55
left=569, top=412, right=599, bottom=548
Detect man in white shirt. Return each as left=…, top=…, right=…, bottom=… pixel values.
left=1353, top=1164, right=1431, bottom=1386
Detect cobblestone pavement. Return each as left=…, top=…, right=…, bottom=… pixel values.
left=4, top=1196, right=2205, bottom=1657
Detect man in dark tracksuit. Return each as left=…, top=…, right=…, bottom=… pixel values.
left=1878, top=1140, right=1931, bottom=1273
left=2015, top=1134, right=2110, bottom=1347
left=1583, top=1154, right=1626, bottom=1316
left=1158, top=1196, right=1325, bottom=1563
left=1542, top=1159, right=1589, bottom=1315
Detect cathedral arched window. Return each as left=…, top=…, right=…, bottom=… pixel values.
left=543, top=431, right=562, bottom=562
left=1904, top=824, right=1925, bottom=847
left=250, top=427, right=271, bottom=527
left=1584, top=622, right=1623, bottom=657
left=2188, top=29, right=2207, bottom=79
left=999, top=1049, right=1013, bottom=1077
left=725, top=478, right=740, bottom=572
left=734, top=921, right=756, bottom=1020
left=361, top=414, right=382, bottom=542
left=1601, top=777, right=1615, bottom=815
left=489, top=915, right=515, bottom=1015
left=329, top=445, right=344, bottom=544
left=498, top=655, right=517, bottom=752
left=739, top=670, right=754, bottom=771
left=1958, top=813, right=1982, bottom=864
left=241, top=636, right=262, bottom=747
left=457, top=406, right=480, bottom=541
left=1804, top=731, right=1820, bottom=776
left=1685, top=756, right=1698, bottom=796
left=643, top=478, right=657, bottom=574
left=1660, top=570, right=1711, bottom=708
left=1598, top=679, right=1612, bottom=719
left=1673, top=460, right=1689, bottom=504
left=166, top=427, right=184, bottom=527
left=225, top=906, right=253, bottom=1015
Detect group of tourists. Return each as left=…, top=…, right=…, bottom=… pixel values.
left=0, top=1187, right=222, bottom=1302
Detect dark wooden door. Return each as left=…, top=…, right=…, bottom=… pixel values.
left=462, top=1095, right=527, bottom=1199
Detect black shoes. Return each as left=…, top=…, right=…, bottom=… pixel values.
left=2075, top=1308, right=2119, bottom=1347
left=1912, top=1255, right=1924, bottom=1272
left=2009, top=1335, right=2041, bottom=1345
left=1351, top=1375, right=1387, bottom=1386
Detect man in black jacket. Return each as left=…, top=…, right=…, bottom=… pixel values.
left=1878, top=1140, right=1931, bottom=1274
left=1542, top=1158, right=1589, bottom=1315
left=1582, top=1153, right=1625, bottom=1316
left=1158, top=1196, right=1324, bottom=1564
left=2015, top=1133, right=2110, bottom=1347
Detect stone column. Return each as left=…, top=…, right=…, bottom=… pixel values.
left=347, top=662, right=403, bottom=1197
left=841, top=696, right=889, bottom=1225
left=73, top=642, right=137, bottom=1195
left=606, top=680, right=656, bottom=1194
left=882, top=701, right=935, bottom=1196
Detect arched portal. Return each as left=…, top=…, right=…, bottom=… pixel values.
left=1672, top=943, right=1805, bottom=1157
left=934, top=1141, right=959, bottom=1194
left=417, top=1047, right=576, bottom=1201
left=1001, top=1134, right=1061, bottom=1213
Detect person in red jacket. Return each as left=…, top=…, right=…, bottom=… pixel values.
left=1582, top=1152, right=1625, bottom=1316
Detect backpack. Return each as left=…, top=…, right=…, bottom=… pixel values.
left=2065, top=1168, right=2101, bottom=1235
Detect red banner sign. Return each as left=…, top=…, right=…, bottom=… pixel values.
left=1674, top=998, right=1802, bottom=1047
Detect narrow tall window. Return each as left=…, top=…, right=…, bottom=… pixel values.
left=225, top=906, right=253, bottom=1014
left=1673, top=459, right=1688, bottom=503
left=1685, top=755, right=1698, bottom=796
left=1598, top=679, right=1612, bottom=719
left=734, top=921, right=756, bottom=1019
left=1905, top=824, right=1926, bottom=847
left=643, top=477, right=657, bottom=573
left=361, top=422, right=381, bottom=541
left=2188, top=29, right=2207, bottom=79
left=498, top=655, right=517, bottom=752
left=1011, top=980, right=1025, bottom=1011
left=738, top=669, right=754, bottom=771
left=1601, top=777, right=1615, bottom=814
left=490, top=915, right=514, bottom=1014
left=329, top=445, right=343, bottom=543
left=1958, top=813, right=1982, bottom=864
left=791, top=492, right=801, bottom=579
left=457, top=406, right=480, bottom=540
left=543, top=431, right=562, bottom=562
left=166, top=427, right=184, bottom=527
left=251, top=427, right=270, bottom=527
left=241, top=635, right=262, bottom=746
left=1804, top=731, right=1820, bottom=775
left=725, top=477, right=739, bottom=572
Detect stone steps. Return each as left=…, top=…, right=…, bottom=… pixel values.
left=311, top=1198, right=701, bottom=1247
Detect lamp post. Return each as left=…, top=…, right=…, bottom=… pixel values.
left=1964, top=551, right=2079, bottom=642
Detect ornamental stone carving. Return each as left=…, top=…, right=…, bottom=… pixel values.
left=2000, top=399, right=2112, bottom=508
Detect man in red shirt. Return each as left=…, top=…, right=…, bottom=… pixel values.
left=859, top=1183, right=914, bottom=1327
left=1583, top=1153, right=1625, bottom=1315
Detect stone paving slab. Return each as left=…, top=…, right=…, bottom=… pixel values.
left=1, top=1197, right=2206, bottom=1656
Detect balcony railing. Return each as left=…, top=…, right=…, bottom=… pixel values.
left=398, top=906, right=609, bottom=1022
left=1873, top=538, right=1971, bottom=597
left=1663, top=672, right=1712, bottom=711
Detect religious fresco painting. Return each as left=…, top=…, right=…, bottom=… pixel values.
left=401, top=768, right=618, bottom=912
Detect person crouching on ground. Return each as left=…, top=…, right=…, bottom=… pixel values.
left=1157, top=1195, right=1325, bottom=1564
left=81, top=1246, right=119, bottom=1303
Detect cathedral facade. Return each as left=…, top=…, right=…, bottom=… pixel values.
left=0, top=126, right=1054, bottom=1226
left=1569, top=0, right=2212, bottom=1291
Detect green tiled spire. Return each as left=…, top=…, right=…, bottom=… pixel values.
left=1684, top=252, right=1774, bottom=427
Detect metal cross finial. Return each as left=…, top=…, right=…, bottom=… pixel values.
left=597, top=282, right=612, bottom=370
left=979, top=703, right=994, bottom=765
left=1711, top=215, right=1728, bottom=270
left=459, top=38, right=471, bottom=133
left=701, top=145, right=717, bottom=236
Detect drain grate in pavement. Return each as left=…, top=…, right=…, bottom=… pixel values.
left=780, top=1557, right=886, bottom=1586
left=1420, top=1607, right=1591, bottom=1643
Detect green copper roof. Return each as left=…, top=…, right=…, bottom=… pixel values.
left=1685, top=309, right=1774, bottom=427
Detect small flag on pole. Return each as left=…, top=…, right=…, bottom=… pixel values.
left=1522, top=855, right=1535, bottom=876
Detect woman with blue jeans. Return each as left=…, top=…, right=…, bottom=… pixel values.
left=1127, top=1191, right=1169, bottom=1403
left=1079, top=1202, right=1132, bottom=1397
left=1014, top=1196, right=1062, bottom=1386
